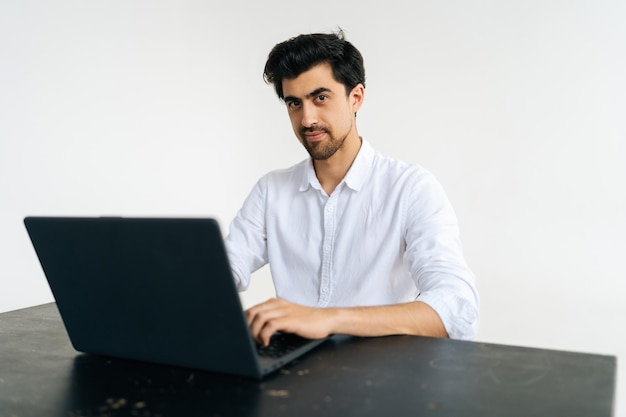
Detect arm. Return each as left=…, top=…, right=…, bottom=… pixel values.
left=224, top=178, right=269, bottom=291
left=247, top=298, right=448, bottom=346
left=402, top=170, right=480, bottom=340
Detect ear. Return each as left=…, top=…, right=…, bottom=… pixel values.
left=350, top=83, right=365, bottom=113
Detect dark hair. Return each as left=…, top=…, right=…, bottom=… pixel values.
left=263, top=30, right=366, bottom=99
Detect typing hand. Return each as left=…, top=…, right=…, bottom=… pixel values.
left=246, top=298, right=335, bottom=347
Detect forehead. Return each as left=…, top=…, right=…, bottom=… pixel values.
left=282, top=62, right=343, bottom=98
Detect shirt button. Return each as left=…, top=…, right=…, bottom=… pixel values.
left=321, top=287, right=329, bottom=293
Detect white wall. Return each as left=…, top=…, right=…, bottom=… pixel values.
left=1, top=0, right=624, bottom=414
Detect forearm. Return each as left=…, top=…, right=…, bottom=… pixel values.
left=247, top=298, right=448, bottom=346
left=326, top=301, right=449, bottom=339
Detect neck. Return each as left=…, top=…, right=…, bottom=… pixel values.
left=314, top=133, right=362, bottom=196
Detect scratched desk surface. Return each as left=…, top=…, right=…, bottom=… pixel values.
left=0, top=303, right=617, bottom=417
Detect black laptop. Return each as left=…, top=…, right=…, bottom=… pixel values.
left=23, top=216, right=327, bottom=378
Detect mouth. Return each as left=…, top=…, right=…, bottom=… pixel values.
left=302, top=128, right=327, bottom=143
left=305, top=132, right=326, bottom=142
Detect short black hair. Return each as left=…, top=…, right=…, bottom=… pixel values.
left=263, top=29, right=366, bottom=100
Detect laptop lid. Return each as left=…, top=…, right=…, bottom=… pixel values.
left=23, top=216, right=323, bottom=378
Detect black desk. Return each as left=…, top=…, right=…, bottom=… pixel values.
left=0, top=303, right=616, bottom=417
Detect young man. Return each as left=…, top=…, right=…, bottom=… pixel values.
left=225, top=31, right=479, bottom=347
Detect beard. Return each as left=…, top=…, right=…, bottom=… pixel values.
left=299, top=125, right=348, bottom=161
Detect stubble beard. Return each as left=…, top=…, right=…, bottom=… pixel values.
left=300, top=126, right=348, bottom=161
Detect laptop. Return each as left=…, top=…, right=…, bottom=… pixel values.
left=23, top=216, right=327, bottom=378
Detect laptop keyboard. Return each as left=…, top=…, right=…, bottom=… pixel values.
left=256, top=332, right=315, bottom=359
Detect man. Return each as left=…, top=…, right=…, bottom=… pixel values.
left=225, top=31, right=479, bottom=347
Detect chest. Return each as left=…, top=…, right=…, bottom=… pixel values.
left=265, top=185, right=407, bottom=255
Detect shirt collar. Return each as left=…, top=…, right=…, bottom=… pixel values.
left=298, top=138, right=375, bottom=193
left=343, top=139, right=374, bottom=192
left=299, top=158, right=320, bottom=192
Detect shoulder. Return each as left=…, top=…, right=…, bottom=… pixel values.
left=254, top=158, right=310, bottom=189
left=370, top=148, right=435, bottom=187
left=367, top=148, right=451, bottom=214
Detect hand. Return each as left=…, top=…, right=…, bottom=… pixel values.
left=246, top=298, right=335, bottom=346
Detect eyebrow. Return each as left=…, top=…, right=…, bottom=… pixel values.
left=284, top=87, right=333, bottom=103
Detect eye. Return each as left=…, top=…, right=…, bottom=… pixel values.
left=286, top=99, right=301, bottom=110
left=316, top=94, right=328, bottom=102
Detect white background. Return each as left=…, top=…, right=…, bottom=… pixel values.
left=1, top=0, right=624, bottom=414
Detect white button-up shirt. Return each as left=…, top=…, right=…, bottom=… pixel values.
left=225, top=140, right=479, bottom=339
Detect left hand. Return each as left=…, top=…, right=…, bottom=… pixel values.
left=246, top=298, right=336, bottom=346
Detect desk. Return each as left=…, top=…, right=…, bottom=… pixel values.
left=0, top=303, right=616, bottom=417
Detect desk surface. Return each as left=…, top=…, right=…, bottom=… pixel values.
left=0, top=303, right=616, bottom=417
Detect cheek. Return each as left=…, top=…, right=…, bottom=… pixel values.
left=289, top=115, right=304, bottom=137
left=331, top=108, right=352, bottom=132
left=288, top=113, right=300, bottom=129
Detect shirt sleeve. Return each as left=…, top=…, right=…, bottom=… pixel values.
left=403, top=169, right=480, bottom=340
left=224, top=177, right=269, bottom=291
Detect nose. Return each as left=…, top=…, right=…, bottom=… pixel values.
left=301, top=102, right=318, bottom=128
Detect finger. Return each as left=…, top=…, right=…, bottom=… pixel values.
left=246, top=298, right=282, bottom=326
left=246, top=300, right=271, bottom=327
left=258, top=316, right=292, bottom=346
left=259, top=319, right=279, bottom=347
left=248, top=302, right=290, bottom=344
